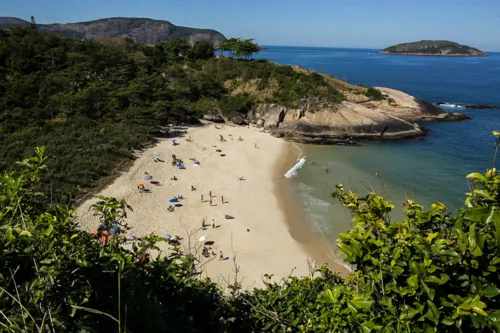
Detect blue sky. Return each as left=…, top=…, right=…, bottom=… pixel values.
left=3, top=0, right=500, bottom=51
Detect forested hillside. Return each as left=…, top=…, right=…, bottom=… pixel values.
left=0, top=28, right=344, bottom=202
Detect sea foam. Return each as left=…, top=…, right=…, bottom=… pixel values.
left=284, top=157, right=306, bottom=178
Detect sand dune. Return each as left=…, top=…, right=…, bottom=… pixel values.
left=76, top=123, right=311, bottom=288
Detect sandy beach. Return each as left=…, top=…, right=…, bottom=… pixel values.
left=77, top=123, right=312, bottom=288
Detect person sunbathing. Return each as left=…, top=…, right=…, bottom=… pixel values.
left=167, top=205, right=175, bottom=212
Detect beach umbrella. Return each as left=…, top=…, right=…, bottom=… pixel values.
left=145, top=175, right=153, bottom=180
left=198, top=236, right=208, bottom=242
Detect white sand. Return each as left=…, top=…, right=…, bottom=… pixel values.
left=76, top=124, right=311, bottom=288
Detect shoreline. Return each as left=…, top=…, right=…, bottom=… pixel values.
left=76, top=124, right=314, bottom=289
left=274, top=142, right=351, bottom=276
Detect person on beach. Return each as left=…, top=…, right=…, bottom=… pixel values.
left=209, top=198, right=213, bottom=206
left=201, top=218, right=206, bottom=229
left=219, top=135, right=225, bottom=142
left=209, top=191, right=212, bottom=197
left=191, top=185, right=196, bottom=191
left=221, top=195, right=224, bottom=204
left=212, top=219, right=216, bottom=228
left=219, top=251, right=224, bottom=261
left=201, top=194, right=204, bottom=202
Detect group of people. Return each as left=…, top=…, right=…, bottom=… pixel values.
left=91, top=223, right=122, bottom=244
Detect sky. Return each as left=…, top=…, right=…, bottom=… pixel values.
left=2, top=0, right=500, bottom=51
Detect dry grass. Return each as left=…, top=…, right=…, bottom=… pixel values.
left=225, top=78, right=280, bottom=100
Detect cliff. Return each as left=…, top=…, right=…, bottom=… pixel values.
left=379, top=40, right=487, bottom=57
left=0, top=17, right=227, bottom=46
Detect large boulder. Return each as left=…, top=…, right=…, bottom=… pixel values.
left=203, top=113, right=225, bottom=123
left=231, top=115, right=248, bottom=125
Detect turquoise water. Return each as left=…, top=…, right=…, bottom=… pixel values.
left=258, top=47, right=500, bottom=242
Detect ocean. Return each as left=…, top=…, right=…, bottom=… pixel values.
left=258, top=46, right=500, bottom=245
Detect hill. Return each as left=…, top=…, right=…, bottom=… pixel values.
left=379, top=40, right=487, bottom=56
left=0, top=16, right=227, bottom=45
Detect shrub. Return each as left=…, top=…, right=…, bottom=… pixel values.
left=365, top=87, right=385, bottom=100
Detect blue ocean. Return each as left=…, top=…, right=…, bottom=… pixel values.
left=258, top=46, right=500, bottom=244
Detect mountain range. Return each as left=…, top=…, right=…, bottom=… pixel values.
left=0, top=16, right=227, bottom=45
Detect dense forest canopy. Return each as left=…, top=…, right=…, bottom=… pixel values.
left=0, top=28, right=343, bottom=202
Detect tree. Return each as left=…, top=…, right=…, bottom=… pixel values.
left=189, top=39, right=215, bottom=60
left=155, top=37, right=190, bottom=61
left=217, top=38, right=262, bottom=60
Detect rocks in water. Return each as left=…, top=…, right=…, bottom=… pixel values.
left=465, top=104, right=499, bottom=110
left=203, top=114, right=225, bottom=123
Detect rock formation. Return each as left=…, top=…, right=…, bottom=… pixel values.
left=247, top=87, right=469, bottom=144
left=0, top=17, right=226, bottom=46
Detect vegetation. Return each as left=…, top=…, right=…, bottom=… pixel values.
left=2, top=133, right=500, bottom=332
left=0, top=28, right=344, bottom=202
left=380, top=40, right=486, bottom=56
left=217, top=38, right=263, bottom=59
left=365, top=87, right=385, bottom=101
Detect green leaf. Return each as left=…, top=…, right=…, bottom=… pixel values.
left=19, top=230, right=32, bottom=237
left=6, top=229, right=14, bottom=241
left=442, top=318, right=454, bottom=326
left=421, top=281, right=435, bottom=301
left=71, top=233, right=79, bottom=239
left=361, top=321, right=381, bottom=333
left=483, top=285, right=500, bottom=298
left=44, top=224, right=54, bottom=236
left=352, top=298, right=373, bottom=310
left=407, top=275, right=419, bottom=288
left=426, top=300, right=440, bottom=325
left=471, top=304, right=488, bottom=316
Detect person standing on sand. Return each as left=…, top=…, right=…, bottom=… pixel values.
left=201, top=194, right=204, bottom=202
left=221, top=195, right=224, bottom=204
left=201, top=218, right=206, bottom=229
left=212, top=219, right=216, bottom=228
left=219, top=251, right=224, bottom=261
left=209, top=198, right=213, bottom=206
left=209, top=191, right=212, bottom=198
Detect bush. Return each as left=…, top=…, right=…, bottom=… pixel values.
left=365, top=87, right=385, bottom=100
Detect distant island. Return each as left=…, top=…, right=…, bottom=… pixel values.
left=379, top=40, right=487, bottom=57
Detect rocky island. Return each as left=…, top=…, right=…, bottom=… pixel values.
left=379, top=40, right=487, bottom=57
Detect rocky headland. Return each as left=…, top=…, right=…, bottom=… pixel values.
left=219, top=69, right=470, bottom=144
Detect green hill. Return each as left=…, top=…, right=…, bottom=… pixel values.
left=380, top=40, right=487, bottom=56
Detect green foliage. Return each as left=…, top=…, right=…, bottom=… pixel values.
left=189, top=39, right=215, bottom=60
left=218, top=93, right=255, bottom=117
left=217, top=38, right=263, bottom=59
left=365, top=87, right=385, bottom=101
